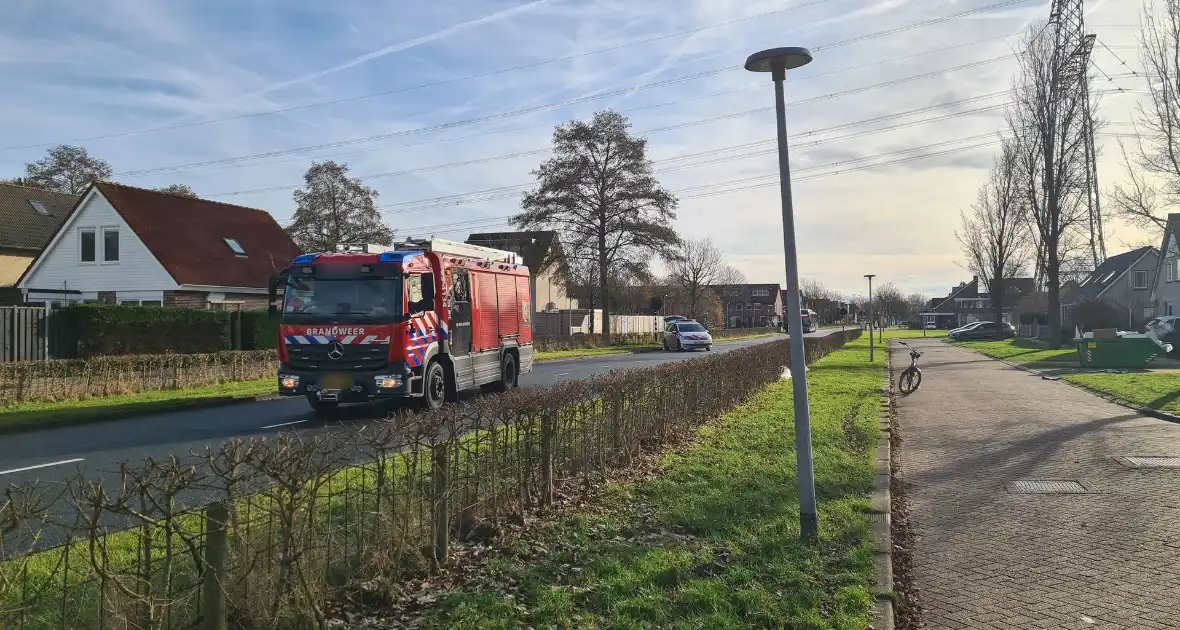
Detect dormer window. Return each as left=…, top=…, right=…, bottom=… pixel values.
left=223, top=238, right=246, bottom=256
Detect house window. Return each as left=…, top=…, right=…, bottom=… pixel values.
left=1167, top=303, right=1175, bottom=317
left=80, top=229, right=96, bottom=262
left=754, top=303, right=762, bottom=311
left=1133, top=270, right=1149, bottom=290
left=102, top=228, right=120, bottom=262
left=751, top=288, right=770, bottom=297
left=223, top=238, right=246, bottom=256
left=29, top=200, right=49, bottom=215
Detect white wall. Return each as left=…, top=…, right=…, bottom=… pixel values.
left=19, top=190, right=177, bottom=295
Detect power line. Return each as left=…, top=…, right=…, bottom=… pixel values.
left=390, top=135, right=1006, bottom=236
left=160, top=30, right=1028, bottom=182
left=0, top=0, right=845, bottom=153
left=372, top=101, right=1011, bottom=216
left=341, top=85, right=1135, bottom=220
left=110, top=3, right=1033, bottom=179
left=214, top=89, right=1012, bottom=199
left=4, top=0, right=1034, bottom=154
left=151, top=50, right=1020, bottom=186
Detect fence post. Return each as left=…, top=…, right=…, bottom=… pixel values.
left=201, top=501, right=230, bottom=630
left=431, top=441, right=450, bottom=570
left=541, top=411, right=555, bottom=507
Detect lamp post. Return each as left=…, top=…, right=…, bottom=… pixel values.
left=745, top=46, right=818, bottom=540
left=865, top=274, right=876, bottom=361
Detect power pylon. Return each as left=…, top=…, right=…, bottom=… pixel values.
left=1049, top=0, right=1106, bottom=267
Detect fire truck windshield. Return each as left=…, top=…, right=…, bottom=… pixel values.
left=282, top=276, right=401, bottom=323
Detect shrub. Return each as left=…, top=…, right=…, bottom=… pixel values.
left=0, top=330, right=862, bottom=629
left=50, top=305, right=231, bottom=357
left=0, top=349, right=276, bottom=406
left=239, top=311, right=279, bottom=350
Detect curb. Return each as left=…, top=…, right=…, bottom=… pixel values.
left=960, top=345, right=1180, bottom=426
left=0, top=392, right=281, bottom=436
left=871, top=341, right=895, bottom=630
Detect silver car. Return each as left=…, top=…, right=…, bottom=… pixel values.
left=664, top=320, right=713, bottom=351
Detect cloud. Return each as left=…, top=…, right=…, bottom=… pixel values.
left=0, top=0, right=1152, bottom=299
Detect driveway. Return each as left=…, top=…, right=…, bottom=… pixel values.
left=892, top=339, right=1180, bottom=629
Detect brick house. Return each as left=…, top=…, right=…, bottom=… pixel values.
left=711, top=283, right=783, bottom=328
left=17, top=182, right=301, bottom=310
left=928, top=275, right=1036, bottom=328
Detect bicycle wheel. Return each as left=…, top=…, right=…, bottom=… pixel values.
left=899, top=366, right=922, bottom=394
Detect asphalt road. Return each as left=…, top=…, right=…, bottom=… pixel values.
left=0, top=330, right=843, bottom=490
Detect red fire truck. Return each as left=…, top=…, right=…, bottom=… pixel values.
left=267, top=238, right=535, bottom=413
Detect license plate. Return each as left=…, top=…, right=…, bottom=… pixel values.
left=321, top=373, right=353, bottom=390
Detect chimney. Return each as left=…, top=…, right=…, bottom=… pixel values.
left=973, top=275, right=978, bottom=284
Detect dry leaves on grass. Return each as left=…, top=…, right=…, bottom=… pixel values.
left=325, top=425, right=707, bottom=627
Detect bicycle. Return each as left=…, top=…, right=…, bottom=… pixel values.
left=897, top=341, right=923, bottom=394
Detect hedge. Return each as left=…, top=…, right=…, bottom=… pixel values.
left=48, top=305, right=279, bottom=357
left=0, top=350, right=276, bottom=407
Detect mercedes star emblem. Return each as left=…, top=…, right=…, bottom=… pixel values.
left=327, top=341, right=345, bottom=360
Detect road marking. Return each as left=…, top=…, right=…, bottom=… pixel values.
left=557, top=372, right=570, bottom=376
left=261, top=419, right=309, bottom=429
left=0, top=458, right=84, bottom=476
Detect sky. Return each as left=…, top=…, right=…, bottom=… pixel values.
left=0, top=0, right=1156, bottom=301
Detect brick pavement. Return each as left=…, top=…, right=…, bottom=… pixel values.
left=892, top=339, right=1180, bottom=630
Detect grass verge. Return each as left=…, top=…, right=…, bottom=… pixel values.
left=534, top=332, right=777, bottom=362
left=0, top=379, right=275, bottom=433
left=1061, top=372, right=1180, bottom=413
left=420, top=336, right=883, bottom=629
left=957, top=337, right=1075, bottom=365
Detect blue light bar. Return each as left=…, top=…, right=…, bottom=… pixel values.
left=378, top=250, right=423, bottom=263
left=292, top=253, right=320, bottom=264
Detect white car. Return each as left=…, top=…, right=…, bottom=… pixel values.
left=664, top=320, right=713, bottom=352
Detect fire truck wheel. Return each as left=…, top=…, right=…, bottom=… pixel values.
left=419, top=361, right=447, bottom=411
left=494, top=352, right=519, bottom=392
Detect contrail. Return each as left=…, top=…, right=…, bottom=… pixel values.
left=251, top=0, right=554, bottom=98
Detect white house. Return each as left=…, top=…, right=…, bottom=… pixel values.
left=17, top=182, right=301, bottom=309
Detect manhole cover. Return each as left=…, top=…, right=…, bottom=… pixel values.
left=1115, top=456, right=1180, bottom=469
left=1004, top=480, right=1089, bottom=494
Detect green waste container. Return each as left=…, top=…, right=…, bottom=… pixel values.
left=1076, top=336, right=1165, bottom=368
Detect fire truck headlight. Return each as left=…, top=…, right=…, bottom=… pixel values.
left=375, top=375, right=402, bottom=389
left=279, top=375, right=299, bottom=390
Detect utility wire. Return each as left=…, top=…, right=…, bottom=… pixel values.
left=111, top=5, right=1033, bottom=178
left=2, top=0, right=1033, bottom=153
left=155, top=51, right=1018, bottom=184
left=212, top=90, right=1011, bottom=198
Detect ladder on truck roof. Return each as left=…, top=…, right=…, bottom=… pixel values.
left=397, top=237, right=521, bottom=265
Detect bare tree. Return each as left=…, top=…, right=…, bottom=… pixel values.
left=873, top=282, right=907, bottom=324
left=286, top=160, right=393, bottom=252
left=715, top=265, right=746, bottom=285
left=666, top=238, right=741, bottom=321
left=154, top=183, right=198, bottom=198
left=514, top=110, right=679, bottom=341
left=1108, top=0, right=1180, bottom=231
left=800, top=277, right=841, bottom=303
left=18, top=145, right=113, bottom=194
left=905, top=292, right=929, bottom=321
left=957, top=137, right=1032, bottom=338
left=1008, top=22, right=1098, bottom=347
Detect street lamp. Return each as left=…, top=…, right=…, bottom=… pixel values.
left=865, top=274, right=876, bottom=361
left=745, top=46, right=818, bottom=540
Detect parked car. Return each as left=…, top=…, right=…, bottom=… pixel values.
left=663, top=320, right=712, bottom=351
left=663, top=315, right=689, bottom=324
left=948, top=321, right=988, bottom=336
left=950, top=321, right=1016, bottom=341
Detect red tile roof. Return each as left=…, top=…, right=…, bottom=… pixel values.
left=95, top=182, right=301, bottom=289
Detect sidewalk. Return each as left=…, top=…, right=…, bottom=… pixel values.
left=892, top=339, right=1180, bottom=629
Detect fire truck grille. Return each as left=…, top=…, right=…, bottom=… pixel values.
left=286, top=343, right=391, bottom=370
